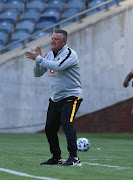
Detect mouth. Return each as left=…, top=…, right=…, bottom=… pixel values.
left=51, top=43, right=56, bottom=48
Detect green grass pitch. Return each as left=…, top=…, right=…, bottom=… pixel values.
left=0, top=133, right=133, bottom=180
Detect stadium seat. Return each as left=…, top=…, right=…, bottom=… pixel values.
left=26, top=1, right=45, bottom=13
left=104, top=0, right=124, bottom=7
left=60, top=20, right=74, bottom=28
left=36, top=20, right=54, bottom=32
left=8, top=31, right=31, bottom=50
left=46, top=0, right=65, bottom=12
left=28, top=0, right=48, bottom=2
left=61, top=9, right=80, bottom=21
left=87, top=8, right=100, bottom=16
left=6, top=0, right=28, bottom=2
left=0, top=11, right=19, bottom=24
left=0, top=3, right=4, bottom=13
left=0, top=0, right=124, bottom=52
left=31, top=31, right=49, bottom=40
left=15, top=20, right=35, bottom=34
left=10, top=31, right=30, bottom=45
left=0, top=22, right=13, bottom=34
left=0, top=44, right=4, bottom=54
left=66, top=0, right=85, bottom=11
left=81, top=0, right=89, bottom=2
left=7, top=42, right=24, bottom=51
left=48, top=0, right=67, bottom=2
left=20, top=11, right=41, bottom=23
left=88, top=0, right=106, bottom=10
left=5, top=1, right=25, bottom=14
left=0, top=0, right=7, bottom=2
left=0, top=31, right=8, bottom=45
left=40, top=10, right=60, bottom=23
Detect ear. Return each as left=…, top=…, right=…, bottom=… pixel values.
left=63, top=40, right=67, bottom=45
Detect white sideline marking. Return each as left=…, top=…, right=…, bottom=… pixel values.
left=0, top=168, right=61, bottom=180
left=63, top=159, right=130, bottom=169
left=82, top=162, right=131, bottom=169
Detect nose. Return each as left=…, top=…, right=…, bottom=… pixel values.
left=51, top=38, right=55, bottom=43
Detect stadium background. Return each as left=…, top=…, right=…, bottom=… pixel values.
left=0, top=0, right=133, bottom=133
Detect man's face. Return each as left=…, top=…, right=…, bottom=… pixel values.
left=51, top=33, right=66, bottom=53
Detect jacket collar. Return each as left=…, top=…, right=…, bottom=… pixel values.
left=52, top=44, right=68, bottom=57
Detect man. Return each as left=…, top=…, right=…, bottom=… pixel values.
left=123, top=69, right=133, bottom=117
left=25, top=29, right=83, bottom=166
left=123, top=69, right=133, bottom=87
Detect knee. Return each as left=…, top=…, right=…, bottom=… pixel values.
left=61, top=119, right=73, bottom=130
left=45, top=122, right=53, bottom=133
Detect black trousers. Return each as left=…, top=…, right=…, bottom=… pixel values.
left=45, top=96, right=82, bottom=158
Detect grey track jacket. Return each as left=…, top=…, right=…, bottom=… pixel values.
left=34, top=44, right=82, bottom=102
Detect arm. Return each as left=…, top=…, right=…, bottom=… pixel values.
left=123, top=70, right=133, bottom=87
left=25, top=48, right=77, bottom=72
left=33, top=61, right=47, bottom=77
left=25, top=46, right=47, bottom=77
left=36, top=49, right=78, bottom=72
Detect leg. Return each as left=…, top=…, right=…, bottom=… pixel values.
left=45, top=99, right=61, bottom=158
left=60, top=97, right=82, bottom=157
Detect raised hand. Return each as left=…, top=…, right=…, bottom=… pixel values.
left=25, top=46, right=42, bottom=60
left=25, top=51, right=38, bottom=60
left=34, top=46, right=42, bottom=56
